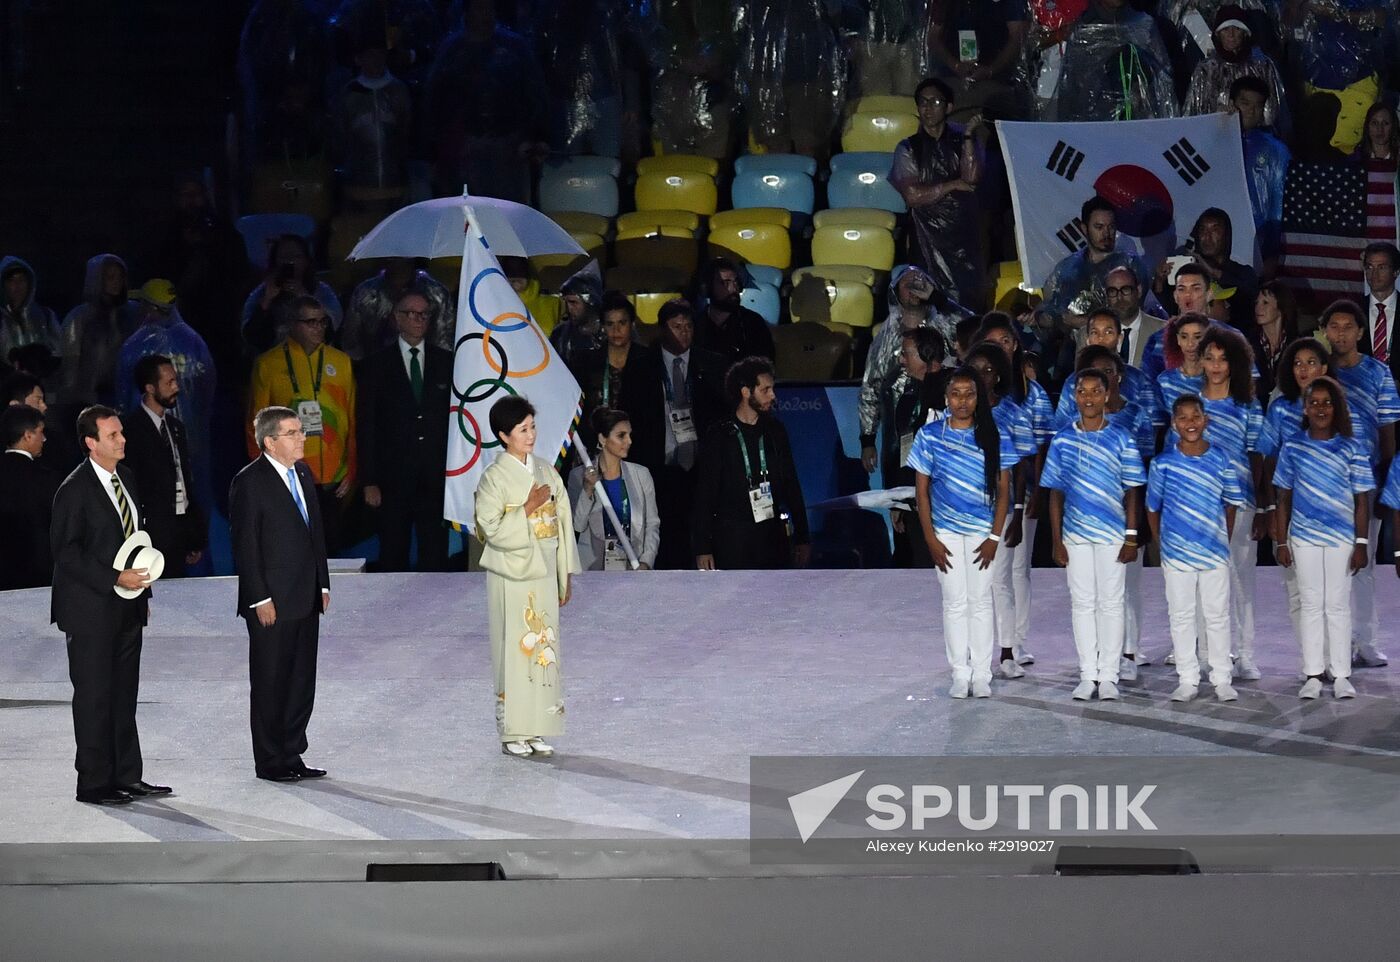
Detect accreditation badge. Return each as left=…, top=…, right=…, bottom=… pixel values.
left=670, top=406, right=698, bottom=443
left=296, top=400, right=324, bottom=437
left=749, top=480, right=775, bottom=523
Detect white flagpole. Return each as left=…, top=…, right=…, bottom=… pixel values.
left=571, top=429, right=641, bottom=570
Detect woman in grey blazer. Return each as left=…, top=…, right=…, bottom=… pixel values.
left=567, top=407, right=661, bottom=570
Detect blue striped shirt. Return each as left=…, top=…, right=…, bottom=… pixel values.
left=994, top=396, right=1039, bottom=463
left=1332, top=356, right=1400, bottom=468
left=1146, top=443, right=1244, bottom=570
left=1165, top=395, right=1264, bottom=508
left=1041, top=421, right=1147, bottom=544
left=1052, top=366, right=1152, bottom=434
left=907, top=420, right=1018, bottom=535
left=1274, top=434, right=1375, bottom=547
left=1154, top=367, right=1205, bottom=426
left=1380, top=455, right=1400, bottom=511
left=1020, top=378, right=1055, bottom=447
left=1257, top=397, right=1304, bottom=459
left=1106, top=404, right=1156, bottom=465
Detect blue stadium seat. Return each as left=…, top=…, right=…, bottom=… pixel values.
left=741, top=282, right=781, bottom=325
left=539, top=156, right=622, bottom=218
left=744, top=264, right=784, bottom=289
left=828, top=152, right=905, bottom=214
left=732, top=168, right=816, bottom=216
left=236, top=213, right=316, bottom=270
left=734, top=153, right=819, bottom=177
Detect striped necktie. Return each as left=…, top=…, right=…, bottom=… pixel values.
left=111, top=474, right=135, bottom=538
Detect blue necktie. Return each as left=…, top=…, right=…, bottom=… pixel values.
left=288, top=467, right=309, bottom=526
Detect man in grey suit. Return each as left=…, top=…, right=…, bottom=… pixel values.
left=1095, top=265, right=1163, bottom=369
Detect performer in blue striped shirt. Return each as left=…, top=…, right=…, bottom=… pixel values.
left=964, top=343, right=1037, bottom=680
left=1042, top=368, right=1146, bottom=701
left=1322, top=301, right=1400, bottom=668
left=1274, top=376, right=1374, bottom=699
left=1052, top=308, right=1153, bottom=434
left=976, top=313, right=1052, bottom=668
left=909, top=368, right=1015, bottom=699
left=1147, top=394, right=1245, bottom=703
left=1153, top=312, right=1210, bottom=426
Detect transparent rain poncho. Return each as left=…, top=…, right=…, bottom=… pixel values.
left=636, top=0, right=739, bottom=157
left=1043, top=6, right=1176, bottom=121
left=537, top=0, right=644, bottom=155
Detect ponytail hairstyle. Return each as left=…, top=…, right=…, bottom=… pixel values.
left=973, top=311, right=1028, bottom=404
left=947, top=366, right=1001, bottom=505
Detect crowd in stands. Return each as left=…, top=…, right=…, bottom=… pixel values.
left=5, top=0, right=1400, bottom=584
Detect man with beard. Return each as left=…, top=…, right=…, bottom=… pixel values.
left=692, top=356, right=809, bottom=570
left=1153, top=208, right=1258, bottom=331
left=120, top=355, right=206, bottom=578
left=695, top=258, right=775, bottom=363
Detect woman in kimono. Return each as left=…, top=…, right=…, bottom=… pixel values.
left=475, top=396, right=581, bottom=758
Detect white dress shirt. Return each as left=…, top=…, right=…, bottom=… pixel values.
left=660, top=347, right=690, bottom=461
left=5, top=448, right=34, bottom=461
left=88, top=458, right=129, bottom=527
left=1369, top=291, right=1398, bottom=356
left=399, top=336, right=426, bottom=379
left=144, top=402, right=189, bottom=515
left=249, top=454, right=327, bottom=609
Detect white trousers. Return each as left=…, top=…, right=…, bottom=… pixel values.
left=1292, top=542, right=1354, bottom=679
left=1012, top=515, right=1036, bottom=647
left=1163, top=565, right=1233, bottom=687
left=989, top=512, right=1017, bottom=652
left=1123, top=549, right=1143, bottom=656
left=937, top=531, right=997, bottom=685
left=1065, top=542, right=1127, bottom=682
left=1229, top=506, right=1257, bottom=660
left=1348, top=506, right=1381, bottom=647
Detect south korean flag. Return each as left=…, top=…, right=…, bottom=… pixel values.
left=995, top=113, right=1256, bottom=291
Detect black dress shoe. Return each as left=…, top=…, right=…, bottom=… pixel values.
left=256, top=767, right=301, bottom=782
left=291, top=763, right=326, bottom=779
left=120, top=781, right=172, bottom=796
left=76, top=787, right=133, bottom=806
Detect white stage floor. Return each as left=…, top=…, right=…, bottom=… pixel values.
left=4, top=569, right=1400, bottom=883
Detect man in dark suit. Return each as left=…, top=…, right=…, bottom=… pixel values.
left=695, top=258, right=776, bottom=363
left=0, top=404, right=59, bottom=589
left=1360, top=242, right=1400, bottom=382
left=229, top=405, right=332, bottom=782
left=357, top=290, right=452, bottom=571
left=50, top=404, right=169, bottom=805
left=620, top=299, right=726, bottom=569
left=119, top=354, right=206, bottom=578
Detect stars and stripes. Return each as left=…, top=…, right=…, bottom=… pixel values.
left=1279, top=162, right=1367, bottom=308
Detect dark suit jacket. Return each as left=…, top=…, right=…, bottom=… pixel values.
left=695, top=306, right=776, bottom=364
left=229, top=456, right=330, bottom=621
left=1359, top=294, right=1400, bottom=386
left=119, top=407, right=207, bottom=561
left=0, top=451, right=59, bottom=589
left=49, top=460, right=150, bottom=635
left=622, top=345, right=727, bottom=476
left=356, top=342, right=452, bottom=493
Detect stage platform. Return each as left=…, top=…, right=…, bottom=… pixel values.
left=5, top=568, right=1400, bottom=887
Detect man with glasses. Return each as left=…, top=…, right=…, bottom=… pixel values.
left=926, top=0, right=1031, bottom=122
left=1100, top=266, right=1162, bottom=370
left=341, top=259, right=455, bottom=363
left=889, top=77, right=987, bottom=312
left=247, top=296, right=357, bottom=552
left=230, top=405, right=332, bottom=782
left=357, top=290, right=452, bottom=571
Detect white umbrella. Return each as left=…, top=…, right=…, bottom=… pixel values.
left=346, top=194, right=586, bottom=261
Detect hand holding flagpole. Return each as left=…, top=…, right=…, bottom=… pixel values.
left=571, top=429, right=641, bottom=570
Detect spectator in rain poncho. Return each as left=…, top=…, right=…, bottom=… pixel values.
left=116, top=281, right=217, bottom=510
left=1293, top=0, right=1389, bottom=155
left=236, top=0, right=332, bottom=165
left=332, top=24, right=413, bottom=211
left=426, top=0, right=548, bottom=202
left=0, top=256, right=58, bottom=362
left=1183, top=5, right=1289, bottom=139
left=59, top=254, right=140, bottom=406
left=1048, top=0, right=1175, bottom=121
left=550, top=274, right=605, bottom=368
left=342, top=260, right=455, bottom=361
left=1231, top=76, right=1289, bottom=264
left=733, top=0, right=848, bottom=160
left=640, top=0, right=739, bottom=158
left=859, top=264, right=970, bottom=479
left=537, top=0, right=646, bottom=159
left=329, top=0, right=444, bottom=93
left=841, top=0, right=928, bottom=98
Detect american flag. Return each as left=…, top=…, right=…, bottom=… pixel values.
left=1278, top=162, right=1366, bottom=309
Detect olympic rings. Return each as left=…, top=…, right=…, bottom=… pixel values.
left=446, top=405, right=487, bottom=477
left=469, top=268, right=530, bottom=333
left=453, top=332, right=509, bottom=404
left=482, top=321, right=549, bottom=378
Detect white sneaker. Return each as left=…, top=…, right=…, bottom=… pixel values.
left=1354, top=644, right=1389, bottom=668
left=1215, top=684, right=1238, bottom=702
left=971, top=679, right=992, bottom=698
left=1333, top=677, right=1357, bottom=699
left=1236, top=657, right=1262, bottom=682
left=1098, top=681, right=1120, bottom=701
left=1015, top=647, right=1035, bottom=666
left=1298, top=678, right=1323, bottom=700
left=1170, top=682, right=1197, bottom=703
left=1072, top=680, right=1097, bottom=701
left=501, top=740, right=532, bottom=757
left=1135, top=652, right=1152, bottom=667
left=950, top=678, right=970, bottom=699
left=999, top=658, right=1025, bottom=679
left=1119, top=657, right=1139, bottom=683
left=1165, top=652, right=1176, bottom=666
left=1230, top=657, right=1241, bottom=679
left=525, top=737, right=554, bottom=756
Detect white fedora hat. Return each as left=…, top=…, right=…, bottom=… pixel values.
left=112, top=530, right=165, bottom=600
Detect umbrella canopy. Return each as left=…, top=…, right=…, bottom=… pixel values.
left=346, top=195, right=586, bottom=260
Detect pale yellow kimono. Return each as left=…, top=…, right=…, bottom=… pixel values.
left=475, top=452, right=581, bottom=742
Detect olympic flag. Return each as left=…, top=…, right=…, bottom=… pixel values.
left=444, top=212, right=582, bottom=533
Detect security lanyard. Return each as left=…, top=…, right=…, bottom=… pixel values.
left=283, top=343, right=326, bottom=399
left=736, top=427, right=769, bottom=487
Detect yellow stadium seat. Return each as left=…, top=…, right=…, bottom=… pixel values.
left=792, top=264, right=878, bottom=287
left=637, top=154, right=721, bottom=178
left=569, top=231, right=607, bottom=261
left=812, top=208, right=897, bottom=232
left=708, top=223, right=792, bottom=271
left=551, top=211, right=611, bottom=237
left=426, top=256, right=463, bottom=292
left=840, top=110, right=919, bottom=153
left=635, top=171, right=718, bottom=216
left=249, top=159, right=333, bottom=224
left=530, top=253, right=593, bottom=292
left=629, top=291, right=684, bottom=326
left=772, top=321, right=852, bottom=380
left=811, top=224, right=895, bottom=273
left=853, top=95, right=918, bottom=116
left=613, top=225, right=698, bottom=285
left=615, top=225, right=693, bottom=243
left=326, top=211, right=383, bottom=265
left=616, top=209, right=702, bottom=234
left=789, top=267, right=877, bottom=328
left=710, top=207, right=792, bottom=230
